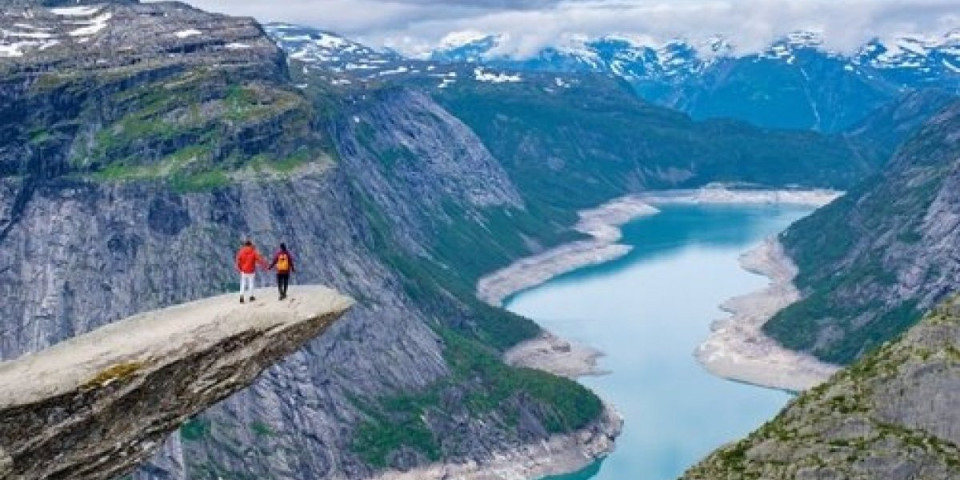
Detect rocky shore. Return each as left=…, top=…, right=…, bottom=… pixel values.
left=641, top=186, right=842, bottom=207
left=371, top=404, right=622, bottom=480
left=411, top=187, right=845, bottom=480
left=478, top=187, right=843, bottom=309
left=694, top=238, right=841, bottom=392
left=476, top=195, right=659, bottom=307
left=503, top=333, right=608, bottom=379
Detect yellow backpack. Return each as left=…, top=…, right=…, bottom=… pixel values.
left=276, top=253, right=290, bottom=273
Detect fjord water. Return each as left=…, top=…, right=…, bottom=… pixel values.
left=504, top=204, right=814, bottom=480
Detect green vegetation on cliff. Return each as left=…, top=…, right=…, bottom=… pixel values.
left=684, top=296, right=960, bottom=480
left=434, top=75, right=881, bottom=211
left=75, top=70, right=329, bottom=190
left=352, top=330, right=602, bottom=468
left=765, top=100, right=960, bottom=364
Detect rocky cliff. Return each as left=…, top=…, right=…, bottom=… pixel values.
left=0, top=0, right=324, bottom=188
left=0, top=286, right=353, bottom=480
left=764, top=99, right=960, bottom=364
left=682, top=295, right=960, bottom=480
left=1, top=2, right=930, bottom=479
left=431, top=73, right=882, bottom=213
left=0, top=2, right=609, bottom=478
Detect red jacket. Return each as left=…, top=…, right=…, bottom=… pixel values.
left=236, top=246, right=267, bottom=274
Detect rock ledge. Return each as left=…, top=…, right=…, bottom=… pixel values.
left=0, top=285, right=354, bottom=480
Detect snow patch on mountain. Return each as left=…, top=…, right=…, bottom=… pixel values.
left=440, top=30, right=491, bottom=50
left=474, top=67, right=521, bottom=83
left=67, top=12, right=111, bottom=37
left=49, top=6, right=102, bottom=17
left=175, top=29, right=201, bottom=39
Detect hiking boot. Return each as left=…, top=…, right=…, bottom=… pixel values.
left=249, top=296, right=256, bottom=302
left=240, top=297, right=245, bottom=304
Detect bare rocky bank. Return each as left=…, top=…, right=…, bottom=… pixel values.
left=684, top=296, right=960, bottom=479
left=370, top=404, right=622, bottom=480
left=484, top=188, right=843, bottom=387
left=441, top=188, right=841, bottom=480
left=694, top=239, right=841, bottom=392
left=476, top=196, right=659, bottom=307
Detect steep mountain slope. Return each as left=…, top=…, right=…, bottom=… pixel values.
left=0, top=2, right=609, bottom=479
left=763, top=100, right=960, bottom=364
left=270, top=24, right=890, bottom=246
left=3, top=5, right=942, bottom=480
left=844, top=88, right=958, bottom=161
left=430, top=31, right=960, bottom=131
left=0, top=0, right=324, bottom=188
left=431, top=73, right=880, bottom=211
left=0, top=0, right=325, bottom=357
left=683, top=296, right=960, bottom=480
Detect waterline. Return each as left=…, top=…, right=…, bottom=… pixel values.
left=505, top=204, right=814, bottom=480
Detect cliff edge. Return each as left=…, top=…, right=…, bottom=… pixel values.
left=0, top=285, right=354, bottom=480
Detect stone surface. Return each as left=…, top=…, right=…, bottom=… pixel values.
left=0, top=286, right=354, bottom=480
left=696, top=238, right=841, bottom=392
left=0, top=4, right=608, bottom=473
left=766, top=100, right=960, bottom=364
left=682, top=296, right=960, bottom=480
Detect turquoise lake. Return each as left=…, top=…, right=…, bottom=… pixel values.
left=503, top=204, right=814, bottom=480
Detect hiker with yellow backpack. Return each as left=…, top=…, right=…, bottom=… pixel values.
left=269, top=243, right=296, bottom=300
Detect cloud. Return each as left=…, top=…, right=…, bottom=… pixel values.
left=177, top=0, right=960, bottom=57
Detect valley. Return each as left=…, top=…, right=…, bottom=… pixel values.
left=0, top=1, right=958, bottom=479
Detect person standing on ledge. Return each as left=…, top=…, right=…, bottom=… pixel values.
left=269, top=243, right=296, bottom=300
left=236, top=239, right=268, bottom=304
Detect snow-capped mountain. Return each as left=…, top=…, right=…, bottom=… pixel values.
left=431, top=30, right=959, bottom=90
left=856, top=33, right=960, bottom=86
left=430, top=30, right=958, bottom=131
left=266, top=23, right=409, bottom=85
left=267, top=23, right=958, bottom=131
left=430, top=33, right=710, bottom=83
left=266, top=23, right=555, bottom=91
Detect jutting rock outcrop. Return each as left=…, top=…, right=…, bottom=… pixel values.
left=0, top=285, right=354, bottom=480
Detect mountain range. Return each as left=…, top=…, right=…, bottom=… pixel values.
left=1, top=1, right=959, bottom=479
left=269, top=24, right=959, bottom=132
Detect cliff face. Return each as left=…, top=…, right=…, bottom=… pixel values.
left=0, top=1, right=615, bottom=475
left=431, top=74, right=881, bottom=213
left=764, top=100, right=960, bottom=364
left=0, top=168, right=457, bottom=478
left=683, top=296, right=960, bottom=480
left=0, top=0, right=323, bottom=191
left=0, top=286, right=353, bottom=480
left=1, top=2, right=925, bottom=479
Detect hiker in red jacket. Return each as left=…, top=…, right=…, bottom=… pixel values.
left=269, top=243, right=296, bottom=300
left=236, top=240, right=268, bottom=303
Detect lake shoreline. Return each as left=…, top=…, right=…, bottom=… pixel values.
left=371, top=188, right=843, bottom=480
left=467, top=187, right=841, bottom=478
left=479, top=187, right=843, bottom=308
left=367, top=403, right=623, bottom=480
left=476, top=195, right=659, bottom=307
left=694, top=238, right=841, bottom=392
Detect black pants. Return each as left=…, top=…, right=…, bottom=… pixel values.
left=277, top=273, right=290, bottom=297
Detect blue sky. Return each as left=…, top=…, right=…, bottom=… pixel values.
left=183, top=0, right=959, bottom=56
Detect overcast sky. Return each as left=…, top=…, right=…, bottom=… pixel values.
left=181, top=0, right=959, bottom=57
